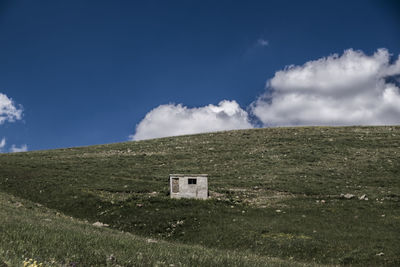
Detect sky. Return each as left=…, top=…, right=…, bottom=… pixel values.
left=1, top=0, right=400, bottom=151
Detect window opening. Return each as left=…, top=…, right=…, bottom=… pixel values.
left=188, top=178, right=197, bottom=185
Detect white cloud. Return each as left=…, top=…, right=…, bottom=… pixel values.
left=0, top=93, right=23, bottom=124
left=131, top=48, right=400, bottom=142
left=10, top=144, right=28, bottom=153
left=0, top=137, right=5, bottom=152
left=252, top=48, right=400, bottom=126
left=257, top=39, right=269, bottom=47
left=131, top=100, right=253, bottom=140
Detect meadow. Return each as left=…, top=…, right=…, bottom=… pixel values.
left=0, top=126, right=399, bottom=266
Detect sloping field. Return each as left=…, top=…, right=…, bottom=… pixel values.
left=1, top=126, right=399, bottom=266
left=0, top=191, right=309, bottom=266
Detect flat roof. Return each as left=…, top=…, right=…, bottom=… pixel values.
left=170, top=174, right=208, bottom=177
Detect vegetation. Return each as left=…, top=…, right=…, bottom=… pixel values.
left=0, top=191, right=305, bottom=266
left=1, top=126, right=399, bottom=266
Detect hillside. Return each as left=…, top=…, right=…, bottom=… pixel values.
left=0, top=190, right=310, bottom=266
left=1, top=126, right=399, bottom=266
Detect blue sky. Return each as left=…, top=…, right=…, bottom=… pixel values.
left=1, top=0, right=400, bottom=151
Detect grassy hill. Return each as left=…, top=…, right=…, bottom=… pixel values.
left=1, top=126, right=399, bottom=266
left=0, top=191, right=309, bottom=267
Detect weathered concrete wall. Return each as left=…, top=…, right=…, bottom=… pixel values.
left=170, top=174, right=208, bottom=200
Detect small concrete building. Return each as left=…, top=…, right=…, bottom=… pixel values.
left=169, top=174, right=208, bottom=200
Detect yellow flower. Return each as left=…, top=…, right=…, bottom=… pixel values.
left=22, top=258, right=44, bottom=267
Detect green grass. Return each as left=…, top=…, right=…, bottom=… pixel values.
left=0, top=191, right=307, bottom=267
left=1, top=126, right=399, bottom=266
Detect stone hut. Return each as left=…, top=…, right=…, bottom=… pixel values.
left=169, top=174, right=208, bottom=200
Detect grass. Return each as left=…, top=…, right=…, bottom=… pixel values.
left=0, top=191, right=307, bottom=267
left=0, top=126, right=399, bottom=266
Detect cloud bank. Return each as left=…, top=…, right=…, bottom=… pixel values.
left=10, top=144, right=28, bottom=153
left=252, top=48, right=400, bottom=126
left=0, top=93, right=23, bottom=124
left=131, top=100, right=253, bottom=140
left=132, top=48, right=400, bottom=141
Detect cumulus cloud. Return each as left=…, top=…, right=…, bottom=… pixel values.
left=10, top=144, right=28, bottom=153
left=252, top=48, right=400, bottom=126
left=131, top=100, right=253, bottom=140
left=0, top=138, right=5, bottom=152
left=0, top=93, right=23, bottom=124
left=131, top=48, right=400, bottom=141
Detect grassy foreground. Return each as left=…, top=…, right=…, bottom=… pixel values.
left=0, top=191, right=309, bottom=267
left=0, top=126, right=399, bottom=266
